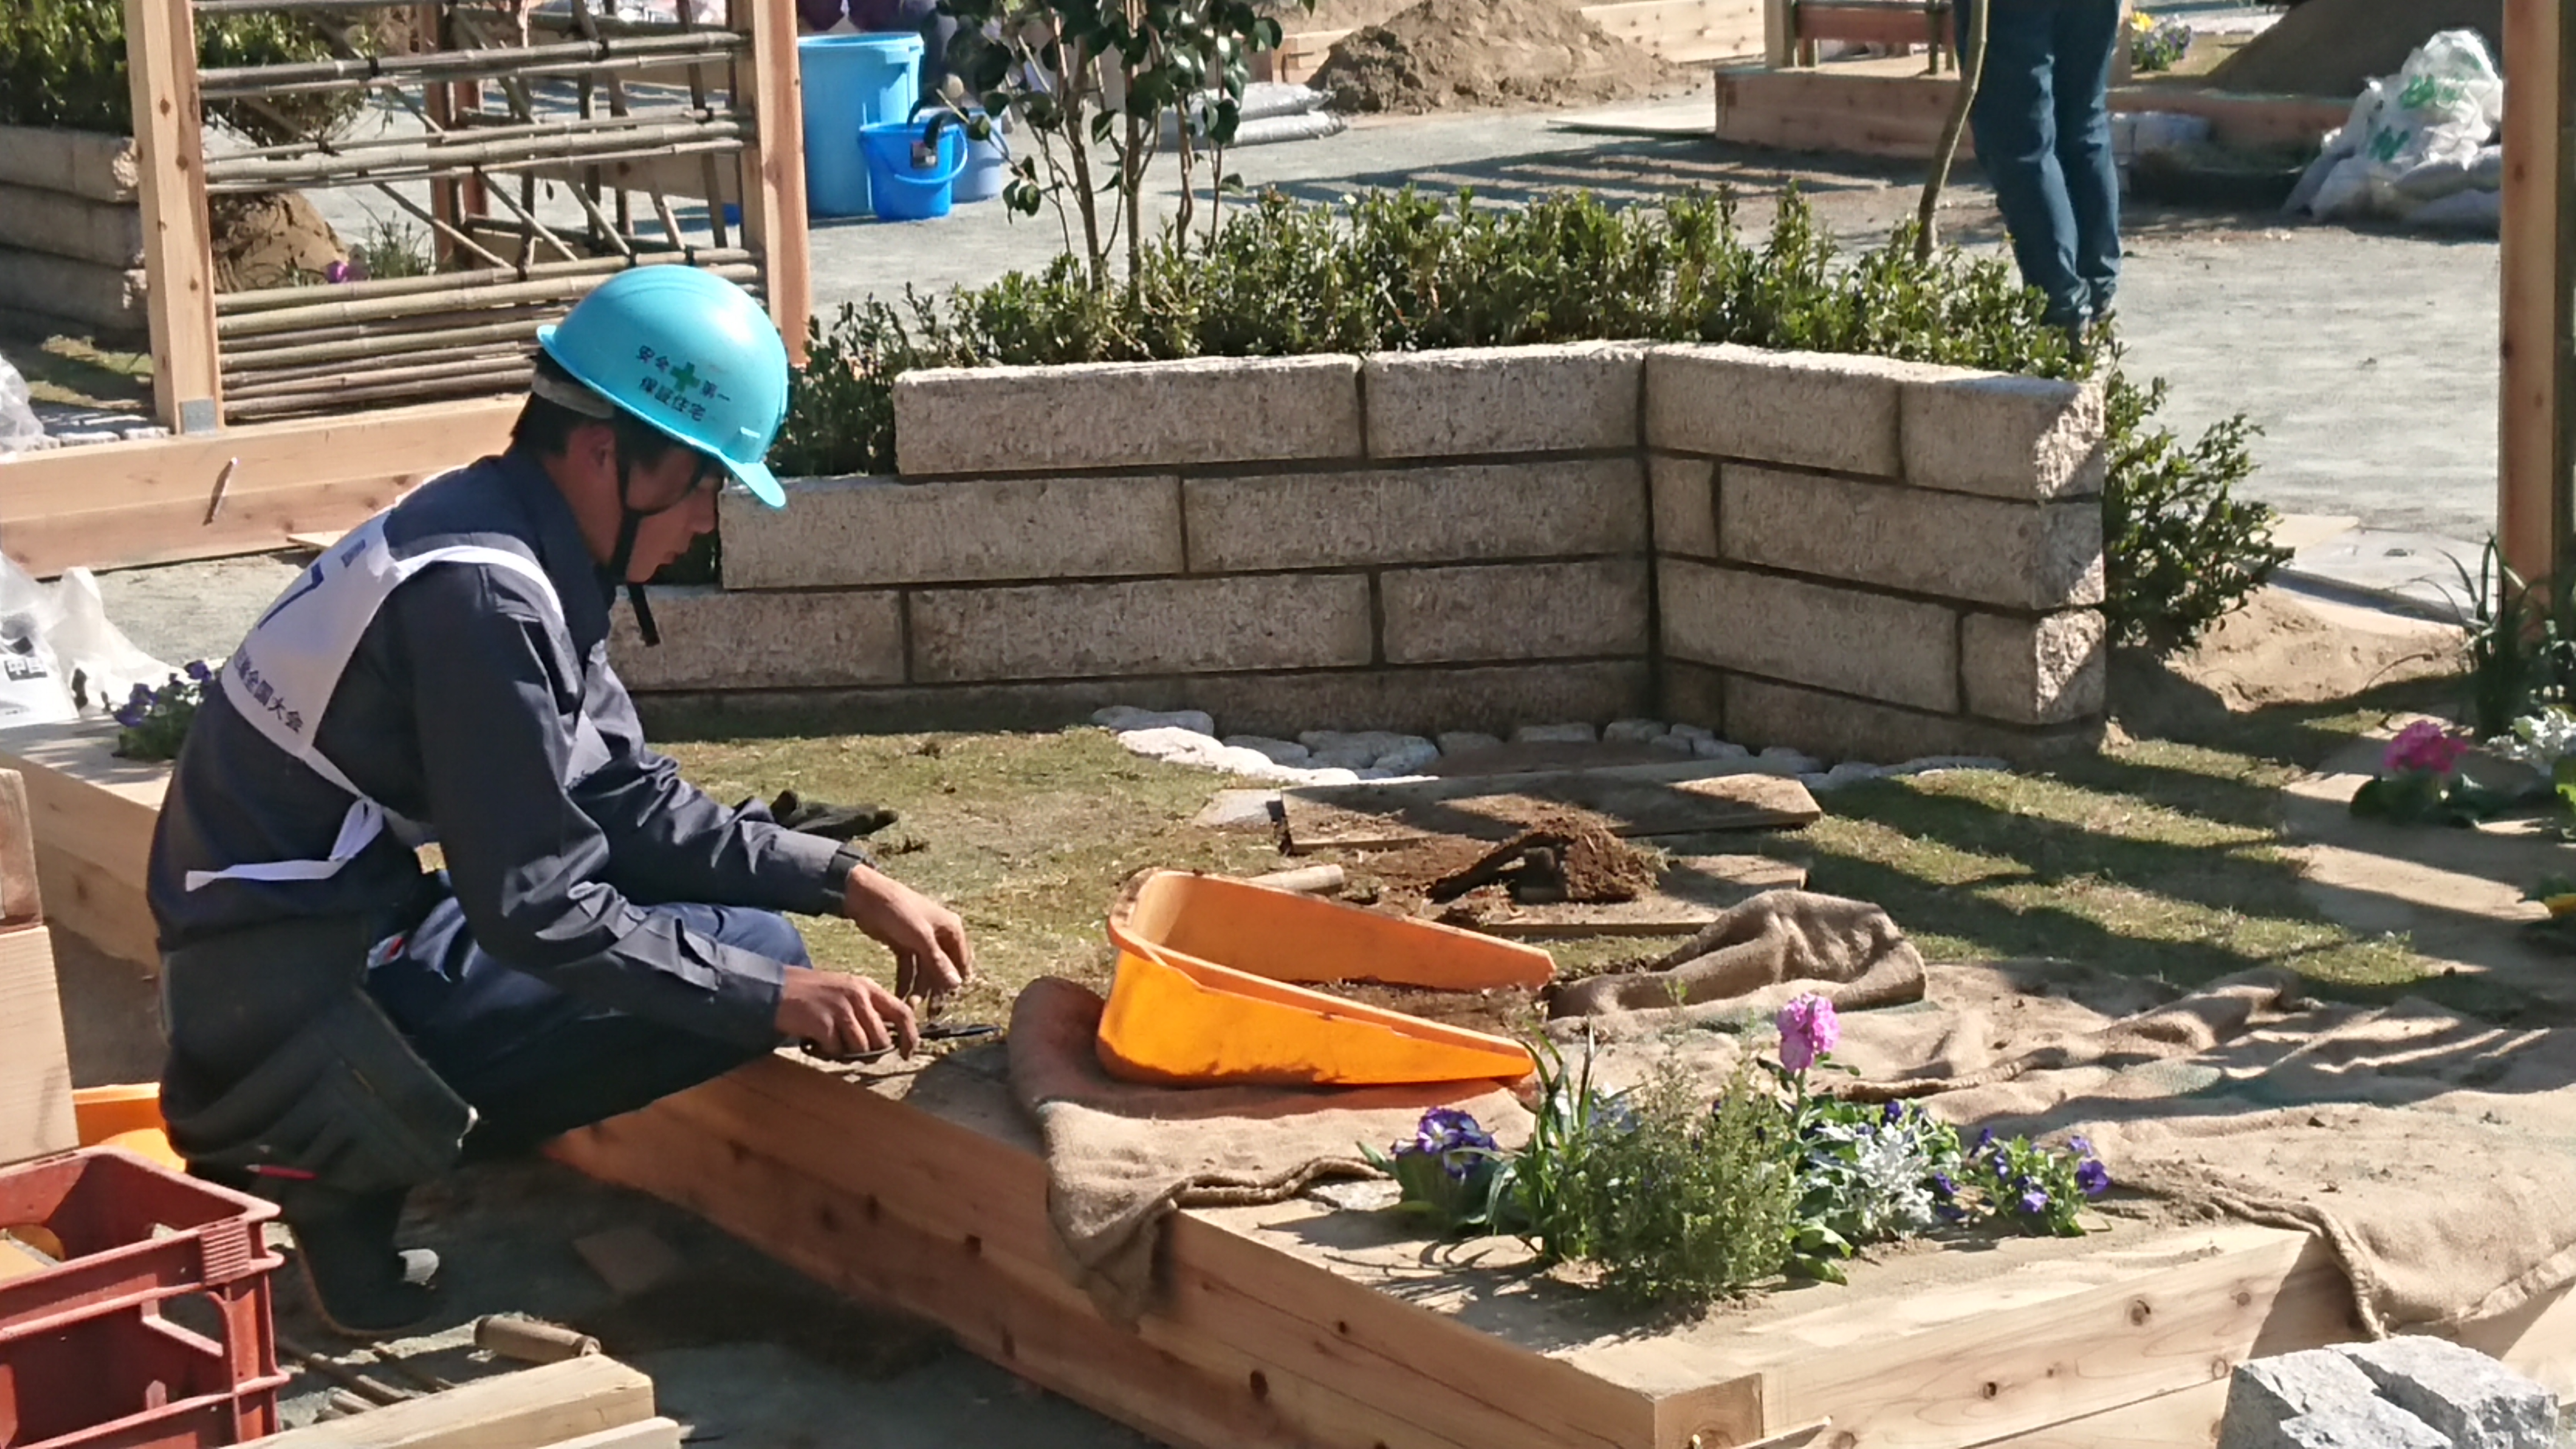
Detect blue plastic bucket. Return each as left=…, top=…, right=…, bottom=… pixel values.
left=799, top=33, right=922, bottom=218
left=951, top=110, right=1009, bottom=204
left=859, top=119, right=968, bottom=222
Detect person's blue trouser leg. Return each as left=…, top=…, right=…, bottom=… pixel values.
left=1955, top=0, right=2087, bottom=326
left=366, top=896, right=807, bottom=1161
left=2051, top=0, right=2123, bottom=319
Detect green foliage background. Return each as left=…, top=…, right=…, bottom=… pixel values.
left=776, top=186, right=2283, bottom=651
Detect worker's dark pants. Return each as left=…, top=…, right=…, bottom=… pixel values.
left=364, top=898, right=808, bottom=1162
left=1954, top=0, right=2123, bottom=327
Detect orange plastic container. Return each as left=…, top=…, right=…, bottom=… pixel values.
left=71, top=1085, right=183, bottom=1173
left=1097, top=871, right=1553, bottom=1088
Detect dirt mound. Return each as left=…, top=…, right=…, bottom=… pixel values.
left=1310, top=0, right=1683, bottom=115
left=1368, top=810, right=1661, bottom=907
left=210, top=192, right=345, bottom=292
left=2203, top=0, right=2500, bottom=98
left=2108, top=587, right=2462, bottom=739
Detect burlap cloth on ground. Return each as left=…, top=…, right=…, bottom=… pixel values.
left=1012, top=891, right=2576, bottom=1334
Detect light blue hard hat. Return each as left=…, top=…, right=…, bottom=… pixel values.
left=535, top=265, right=790, bottom=507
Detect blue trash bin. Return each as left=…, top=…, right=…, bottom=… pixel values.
left=798, top=32, right=922, bottom=218
left=950, top=109, right=1009, bottom=203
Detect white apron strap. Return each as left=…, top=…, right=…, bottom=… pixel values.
left=183, top=513, right=566, bottom=893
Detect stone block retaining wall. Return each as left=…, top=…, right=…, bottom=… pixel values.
left=615, top=343, right=2108, bottom=764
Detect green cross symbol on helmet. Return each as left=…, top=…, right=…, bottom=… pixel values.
left=535, top=266, right=792, bottom=507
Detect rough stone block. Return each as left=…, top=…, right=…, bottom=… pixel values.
left=893, top=355, right=1362, bottom=476
left=609, top=587, right=903, bottom=692
left=1659, top=560, right=1958, bottom=713
left=2265, top=1400, right=2453, bottom=1449
left=1650, top=453, right=1718, bottom=559
left=721, top=473, right=1182, bottom=588
left=1646, top=344, right=1949, bottom=477
left=1185, top=458, right=1647, bottom=572
left=2221, top=1351, right=2389, bottom=1449
left=1902, top=372, right=2107, bottom=500
left=1661, top=659, right=1726, bottom=738
left=1364, top=343, right=1643, bottom=459
left=1720, top=465, right=2104, bottom=611
left=2338, top=1337, right=2560, bottom=1449
left=1723, top=675, right=2100, bottom=768
left=909, top=574, right=1373, bottom=681
left=1381, top=559, right=1652, bottom=664
left=1962, top=611, right=2108, bottom=724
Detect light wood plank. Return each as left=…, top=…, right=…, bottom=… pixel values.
left=733, top=0, right=810, bottom=366
left=0, top=397, right=516, bottom=577
left=1284, top=761, right=1822, bottom=850
left=0, top=924, right=77, bottom=1171
left=124, top=0, right=221, bottom=432
left=2497, top=0, right=2564, bottom=588
left=0, top=724, right=169, bottom=970
left=255, top=1357, right=656, bottom=1449
left=1711, top=68, right=2351, bottom=158
left=534, top=1418, right=683, bottom=1449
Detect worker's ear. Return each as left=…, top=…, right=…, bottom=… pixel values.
left=574, top=417, right=621, bottom=480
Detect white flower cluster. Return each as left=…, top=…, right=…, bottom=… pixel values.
left=2496, top=706, right=2576, bottom=769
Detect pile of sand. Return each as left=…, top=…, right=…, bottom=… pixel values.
left=210, top=192, right=345, bottom=293
left=1309, top=0, right=1683, bottom=115
left=2203, top=0, right=2501, bottom=98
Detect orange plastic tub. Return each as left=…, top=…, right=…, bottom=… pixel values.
left=71, top=1085, right=183, bottom=1173
left=1097, top=871, right=1554, bottom=1088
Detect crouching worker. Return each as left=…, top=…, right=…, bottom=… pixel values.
left=146, top=267, right=974, bottom=1336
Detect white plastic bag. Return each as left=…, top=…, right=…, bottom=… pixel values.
left=0, top=557, right=79, bottom=728
left=2357, top=30, right=2503, bottom=212
left=0, top=357, right=49, bottom=460
left=48, top=566, right=176, bottom=716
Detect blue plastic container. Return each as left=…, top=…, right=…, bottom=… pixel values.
left=798, top=33, right=922, bottom=218
left=951, top=110, right=1009, bottom=204
left=859, top=119, right=968, bottom=221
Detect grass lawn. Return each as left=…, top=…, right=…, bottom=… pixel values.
left=653, top=670, right=2463, bottom=1024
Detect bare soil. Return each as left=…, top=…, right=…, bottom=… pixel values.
left=2109, top=587, right=2461, bottom=740
left=1318, top=979, right=1544, bottom=1039
left=1365, top=811, right=1661, bottom=906
left=210, top=192, right=345, bottom=292
left=2203, top=0, right=2500, bottom=98
left=1309, top=0, right=1685, bottom=115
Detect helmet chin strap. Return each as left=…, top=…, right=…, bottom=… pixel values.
left=602, top=443, right=662, bottom=648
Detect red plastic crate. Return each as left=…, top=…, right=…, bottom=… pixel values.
left=0, top=1148, right=288, bottom=1449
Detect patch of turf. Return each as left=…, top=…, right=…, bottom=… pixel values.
left=658, top=687, right=2446, bottom=1016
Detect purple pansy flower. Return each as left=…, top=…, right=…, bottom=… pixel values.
left=2017, top=1187, right=2050, bottom=1215
left=2076, top=1159, right=2111, bottom=1198
left=184, top=659, right=212, bottom=683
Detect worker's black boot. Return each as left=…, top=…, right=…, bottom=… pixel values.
left=278, top=1185, right=441, bottom=1338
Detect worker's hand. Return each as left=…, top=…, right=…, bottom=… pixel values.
left=842, top=866, right=976, bottom=1006
left=775, top=969, right=917, bottom=1058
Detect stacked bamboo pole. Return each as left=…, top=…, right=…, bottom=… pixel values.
left=151, top=0, right=797, bottom=427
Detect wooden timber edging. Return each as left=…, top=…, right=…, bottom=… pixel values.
left=1711, top=66, right=2354, bottom=159
left=552, top=1054, right=2576, bottom=1449
left=0, top=724, right=168, bottom=973
left=0, top=395, right=519, bottom=579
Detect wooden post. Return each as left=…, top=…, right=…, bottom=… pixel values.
left=2111, top=0, right=2134, bottom=85
left=2500, top=0, right=2572, bottom=587
left=733, top=0, right=810, bottom=364
left=125, top=0, right=223, bottom=434
left=1763, top=0, right=1795, bottom=68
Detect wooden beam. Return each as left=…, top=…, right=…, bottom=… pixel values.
left=253, top=1357, right=657, bottom=1449
left=1794, top=2, right=1951, bottom=51
left=0, top=396, right=518, bottom=578
left=0, top=724, right=170, bottom=972
left=732, top=0, right=809, bottom=365
left=2500, top=0, right=2570, bottom=587
left=1712, top=68, right=2351, bottom=158
left=1764, top=0, right=1796, bottom=66
left=125, top=0, right=222, bottom=434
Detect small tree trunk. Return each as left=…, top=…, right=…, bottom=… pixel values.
left=1916, top=0, right=1991, bottom=262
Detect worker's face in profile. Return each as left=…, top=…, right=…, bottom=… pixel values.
left=619, top=446, right=721, bottom=582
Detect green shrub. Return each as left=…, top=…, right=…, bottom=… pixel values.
left=1, top=0, right=362, bottom=143
left=774, top=185, right=2280, bottom=652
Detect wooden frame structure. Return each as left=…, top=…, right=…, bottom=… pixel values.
left=549, top=1054, right=2576, bottom=1449
left=0, top=0, right=808, bottom=578
left=2499, top=0, right=2574, bottom=589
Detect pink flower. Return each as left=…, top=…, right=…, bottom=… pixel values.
left=2383, top=720, right=2469, bottom=777
left=324, top=259, right=351, bottom=284
left=1777, top=993, right=1840, bottom=1073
